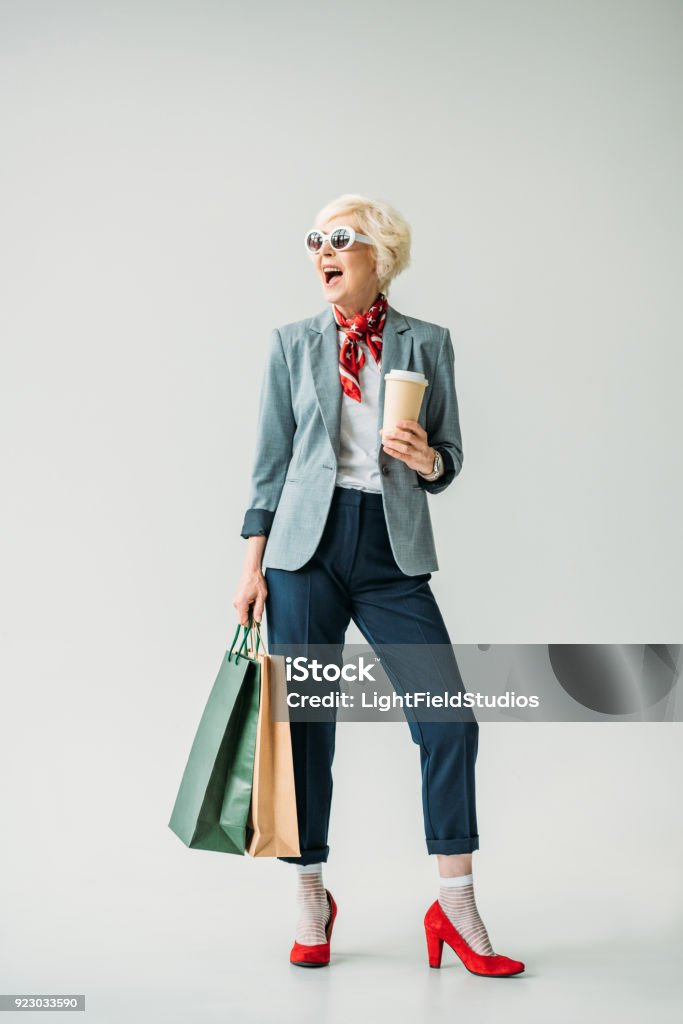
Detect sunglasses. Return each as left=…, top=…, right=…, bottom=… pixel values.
left=304, top=226, right=375, bottom=254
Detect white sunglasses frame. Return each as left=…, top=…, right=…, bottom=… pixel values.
left=304, top=225, right=376, bottom=254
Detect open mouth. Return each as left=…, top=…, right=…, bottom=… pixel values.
left=323, top=268, right=344, bottom=287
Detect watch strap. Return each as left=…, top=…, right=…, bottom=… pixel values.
left=419, top=448, right=442, bottom=482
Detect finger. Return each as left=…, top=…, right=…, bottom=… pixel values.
left=253, top=595, right=265, bottom=623
left=383, top=422, right=416, bottom=434
left=383, top=426, right=416, bottom=443
left=383, top=443, right=413, bottom=458
left=382, top=448, right=415, bottom=467
left=235, top=600, right=252, bottom=627
left=384, top=437, right=420, bottom=454
left=396, top=419, right=426, bottom=437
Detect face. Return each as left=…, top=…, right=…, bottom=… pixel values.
left=310, top=214, right=382, bottom=316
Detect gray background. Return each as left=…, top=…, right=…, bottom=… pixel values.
left=0, top=1, right=681, bottom=1021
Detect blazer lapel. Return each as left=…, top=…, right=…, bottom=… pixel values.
left=308, top=302, right=413, bottom=458
left=308, top=306, right=343, bottom=457
left=376, top=304, right=414, bottom=436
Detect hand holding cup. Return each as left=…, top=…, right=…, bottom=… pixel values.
left=380, top=419, right=436, bottom=475
left=380, top=369, right=434, bottom=474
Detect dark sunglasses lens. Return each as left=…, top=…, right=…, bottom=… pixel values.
left=331, top=228, right=352, bottom=250
left=306, top=231, right=323, bottom=252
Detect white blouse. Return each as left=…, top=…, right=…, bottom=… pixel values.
left=335, top=328, right=382, bottom=493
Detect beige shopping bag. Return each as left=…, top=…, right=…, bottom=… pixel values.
left=245, top=652, right=301, bottom=858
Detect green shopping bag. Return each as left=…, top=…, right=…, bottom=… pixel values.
left=168, top=621, right=262, bottom=854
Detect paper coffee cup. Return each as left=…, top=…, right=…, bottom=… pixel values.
left=382, top=369, right=429, bottom=433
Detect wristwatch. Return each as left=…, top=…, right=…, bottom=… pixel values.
left=418, top=448, right=443, bottom=482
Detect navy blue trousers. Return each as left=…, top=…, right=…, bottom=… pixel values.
left=264, top=485, right=479, bottom=864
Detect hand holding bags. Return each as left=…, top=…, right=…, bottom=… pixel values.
left=168, top=618, right=300, bottom=858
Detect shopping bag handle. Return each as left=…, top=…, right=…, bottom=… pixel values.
left=228, top=622, right=256, bottom=664
left=238, top=618, right=261, bottom=660
left=228, top=613, right=265, bottom=664
left=245, top=610, right=269, bottom=657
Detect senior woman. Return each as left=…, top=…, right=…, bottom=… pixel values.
left=232, top=194, right=524, bottom=977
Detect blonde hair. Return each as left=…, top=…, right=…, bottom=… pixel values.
left=314, top=193, right=411, bottom=296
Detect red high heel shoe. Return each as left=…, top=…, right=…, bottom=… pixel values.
left=290, top=889, right=338, bottom=968
left=424, top=900, right=525, bottom=977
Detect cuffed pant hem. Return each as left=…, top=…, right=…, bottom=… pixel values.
left=427, top=837, right=480, bottom=854
left=277, top=846, right=329, bottom=865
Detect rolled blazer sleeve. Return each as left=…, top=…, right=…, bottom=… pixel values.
left=416, top=327, right=463, bottom=495
left=240, top=328, right=296, bottom=538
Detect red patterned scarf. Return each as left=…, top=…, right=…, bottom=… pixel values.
left=332, top=292, right=388, bottom=403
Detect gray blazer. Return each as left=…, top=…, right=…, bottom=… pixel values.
left=240, top=302, right=463, bottom=576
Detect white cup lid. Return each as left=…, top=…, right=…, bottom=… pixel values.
left=384, top=369, right=428, bottom=386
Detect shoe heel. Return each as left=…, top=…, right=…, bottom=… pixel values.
left=425, top=925, right=444, bottom=969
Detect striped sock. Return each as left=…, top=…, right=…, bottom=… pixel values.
left=295, top=863, right=330, bottom=945
left=438, top=873, right=496, bottom=956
